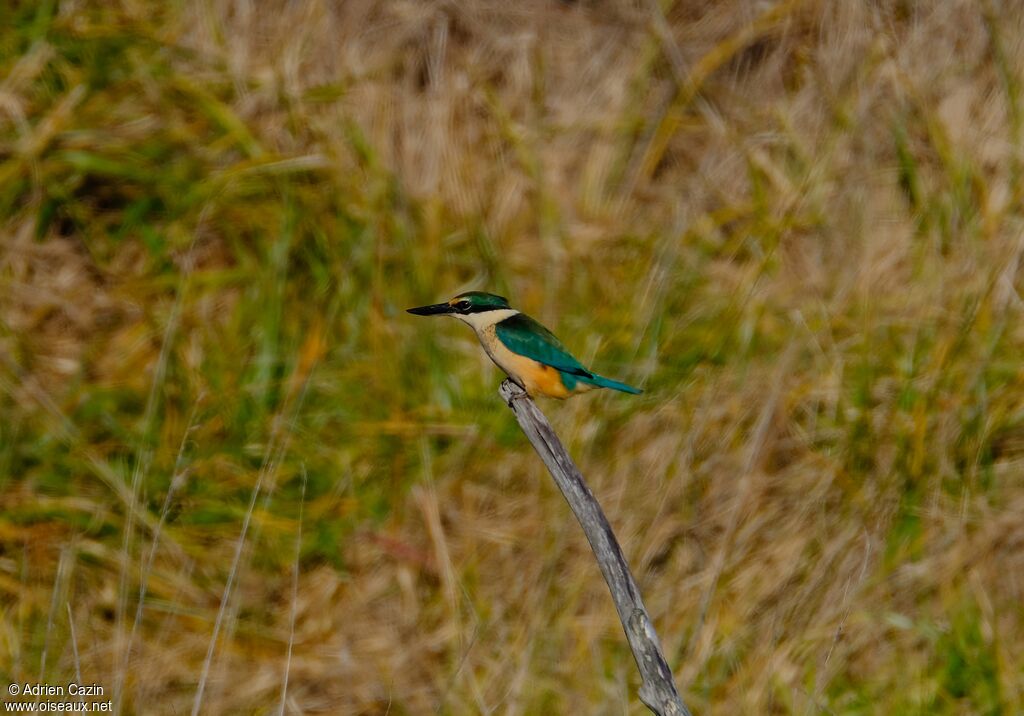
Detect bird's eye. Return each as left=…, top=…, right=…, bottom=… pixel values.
left=456, top=300, right=471, bottom=311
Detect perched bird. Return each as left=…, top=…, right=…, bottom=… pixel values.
left=407, top=291, right=642, bottom=399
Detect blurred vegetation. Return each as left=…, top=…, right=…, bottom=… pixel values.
left=1, top=0, right=1023, bottom=714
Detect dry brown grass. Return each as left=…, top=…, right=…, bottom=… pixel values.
left=2, top=0, right=1024, bottom=713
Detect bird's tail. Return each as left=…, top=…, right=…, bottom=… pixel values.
left=586, top=373, right=643, bottom=394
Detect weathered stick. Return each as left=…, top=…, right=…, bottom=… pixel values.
left=499, top=380, right=691, bottom=716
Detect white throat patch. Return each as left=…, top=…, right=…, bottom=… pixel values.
left=452, top=308, right=519, bottom=332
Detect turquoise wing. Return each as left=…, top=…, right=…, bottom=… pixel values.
left=495, top=314, right=593, bottom=378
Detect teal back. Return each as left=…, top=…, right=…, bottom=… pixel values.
left=494, top=314, right=592, bottom=378
left=495, top=313, right=642, bottom=394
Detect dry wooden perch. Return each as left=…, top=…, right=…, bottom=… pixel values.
left=499, top=379, right=691, bottom=716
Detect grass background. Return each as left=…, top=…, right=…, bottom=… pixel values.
left=2, top=0, right=1023, bottom=713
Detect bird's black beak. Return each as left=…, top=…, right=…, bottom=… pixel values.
left=406, top=302, right=454, bottom=316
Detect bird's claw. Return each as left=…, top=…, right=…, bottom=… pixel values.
left=502, top=379, right=529, bottom=408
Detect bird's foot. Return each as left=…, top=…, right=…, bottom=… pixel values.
left=501, top=379, right=530, bottom=407
left=506, top=393, right=527, bottom=408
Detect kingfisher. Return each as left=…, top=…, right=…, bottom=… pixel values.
left=407, top=291, right=642, bottom=399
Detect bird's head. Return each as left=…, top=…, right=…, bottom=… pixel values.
left=407, top=291, right=514, bottom=326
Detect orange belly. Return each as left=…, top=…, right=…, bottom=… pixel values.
left=519, top=361, right=573, bottom=399
left=498, top=350, right=598, bottom=399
